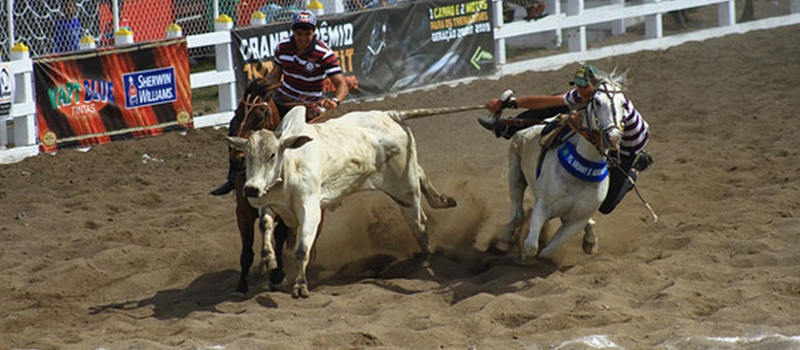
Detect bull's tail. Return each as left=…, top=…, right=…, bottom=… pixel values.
left=394, top=105, right=485, bottom=122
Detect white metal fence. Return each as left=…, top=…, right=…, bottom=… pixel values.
left=2, top=0, right=800, bottom=164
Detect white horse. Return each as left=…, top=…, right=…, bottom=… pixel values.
left=493, top=71, right=628, bottom=261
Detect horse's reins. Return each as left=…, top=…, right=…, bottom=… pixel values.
left=237, top=93, right=275, bottom=137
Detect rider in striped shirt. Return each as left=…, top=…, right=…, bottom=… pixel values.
left=267, top=10, right=349, bottom=118
left=480, top=64, right=653, bottom=214
left=211, top=10, right=349, bottom=196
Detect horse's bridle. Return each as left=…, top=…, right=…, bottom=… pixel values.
left=568, top=83, right=624, bottom=165
left=237, top=93, right=278, bottom=137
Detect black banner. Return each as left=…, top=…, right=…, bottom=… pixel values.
left=232, top=0, right=495, bottom=100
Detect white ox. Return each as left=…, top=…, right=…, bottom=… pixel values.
left=227, top=106, right=457, bottom=298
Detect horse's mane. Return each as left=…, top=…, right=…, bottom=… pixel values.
left=234, top=78, right=279, bottom=117
left=243, top=77, right=280, bottom=99
left=592, top=67, right=628, bottom=92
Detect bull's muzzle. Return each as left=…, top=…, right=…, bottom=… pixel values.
left=244, top=186, right=261, bottom=198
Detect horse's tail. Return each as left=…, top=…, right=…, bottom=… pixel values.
left=394, top=105, right=485, bottom=122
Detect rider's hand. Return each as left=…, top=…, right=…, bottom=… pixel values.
left=485, top=98, right=502, bottom=113
left=320, top=98, right=339, bottom=110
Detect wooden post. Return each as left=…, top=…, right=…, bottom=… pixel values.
left=566, top=0, right=586, bottom=53
left=644, top=0, right=663, bottom=40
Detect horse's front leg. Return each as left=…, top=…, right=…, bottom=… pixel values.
left=292, top=203, right=323, bottom=299
left=538, top=217, right=592, bottom=259
left=495, top=140, right=528, bottom=253
left=234, top=174, right=258, bottom=295
left=520, top=201, right=549, bottom=261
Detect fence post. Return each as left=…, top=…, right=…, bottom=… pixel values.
left=6, top=0, right=14, bottom=54
left=79, top=35, right=97, bottom=50
left=792, top=0, right=799, bottom=13
left=215, top=14, right=236, bottom=113
left=644, top=0, right=663, bottom=39
left=492, top=0, right=506, bottom=66
left=251, top=11, right=267, bottom=26
left=718, top=0, right=735, bottom=26
left=10, top=43, right=36, bottom=149
left=565, top=0, right=586, bottom=53
left=166, top=23, right=183, bottom=39
left=610, top=0, right=626, bottom=35
left=115, top=27, right=134, bottom=45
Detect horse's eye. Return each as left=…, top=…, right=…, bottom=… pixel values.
left=268, top=153, right=276, bottom=161
left=594, top=100, right=601, bottom=106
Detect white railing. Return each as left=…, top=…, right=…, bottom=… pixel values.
left=186, top=18, right=238, bottom=130
left=0, top=46, right=37, bottom=164
left=492, top=0, right=800, bottom=75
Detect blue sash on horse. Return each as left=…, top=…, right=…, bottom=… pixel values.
left=555, top=141, right=608, bottom=182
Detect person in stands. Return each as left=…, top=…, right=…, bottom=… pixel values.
left=211, top=10, right=349, bottom=196
left=54, top=0, right=83, bottom=53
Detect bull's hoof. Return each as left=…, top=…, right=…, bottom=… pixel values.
left=292, top=284, right=309, bottom=299
left=442, top=196, right=457, bottom=208
left=260, top=258, right=278, bottom=275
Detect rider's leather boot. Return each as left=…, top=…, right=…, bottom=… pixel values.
left=478, top=116, right=496, bottom=131
left=478, top=116, right=506, bottom=138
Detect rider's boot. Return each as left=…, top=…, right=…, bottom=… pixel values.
left=210, top=180, right=235, bottom=196
left=478, top=115, right=510, bottom=139
left=210, top=156, right=237, bottom=196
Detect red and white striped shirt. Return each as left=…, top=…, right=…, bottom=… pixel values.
left=273, top=36, right=343, bottom=103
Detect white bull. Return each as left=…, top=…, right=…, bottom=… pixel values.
left=227, top=106, right=457, bottom=298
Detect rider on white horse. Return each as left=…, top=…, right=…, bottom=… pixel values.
left=480, top=64, right=653, bottom=214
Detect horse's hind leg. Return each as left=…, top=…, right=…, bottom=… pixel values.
left=494, top=142, right=528, bottom=253
left=581, top=218, right=598, bottom=255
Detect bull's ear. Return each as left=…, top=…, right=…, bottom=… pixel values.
left=281, top=135, right=313, bottom=150
left=226, top=136, right=248, bottom=151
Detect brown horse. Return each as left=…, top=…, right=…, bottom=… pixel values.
left=226, top=79, right=287, bottom=295
left=227, top=78, right=331, bottom=295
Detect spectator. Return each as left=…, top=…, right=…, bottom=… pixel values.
left=54, top=0, right=83, bottom=53
left=347, top=0, right=385, bottom=12
left=506, top=0, right=546, bottom=21
left=260, top=0, right=301, bottom=23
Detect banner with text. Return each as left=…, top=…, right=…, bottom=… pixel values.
left=231, top=0, right=495, bottom=100
left=33, top=39, right=193, bottom=153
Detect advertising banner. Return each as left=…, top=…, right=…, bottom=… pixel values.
left=33, top=39, right=193, bottom=153
left=231, top=0, right=495, bottom=100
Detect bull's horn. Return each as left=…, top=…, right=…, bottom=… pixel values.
left=397, top=105, right=485, bottom=121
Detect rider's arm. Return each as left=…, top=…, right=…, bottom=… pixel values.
left=322, top=73, right=349, bottom=110
left=485, top=94, right=567, bottom=113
